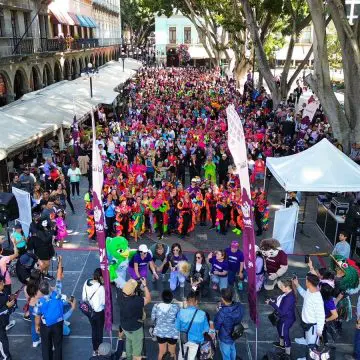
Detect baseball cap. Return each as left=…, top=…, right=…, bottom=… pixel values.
left=231, top=241, right=239, bottom=248
left=20, top=253, right=34, bottom=267
left=122, top=279, right=138, bottom=296
left=138, top=244, right=148, bottom=253
left=98, top=342, right=111, bottom=356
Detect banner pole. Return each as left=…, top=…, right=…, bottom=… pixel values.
left=255, top=326, right=258, bottom=360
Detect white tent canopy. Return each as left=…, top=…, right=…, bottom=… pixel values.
left=0, top=59, right=142, bottom=161
left=266, top=139, right=360, bottom=192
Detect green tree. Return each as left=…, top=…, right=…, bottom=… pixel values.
left=306, top=0, right=360, bottom=152
left=121, top=0, right=155, bottom=47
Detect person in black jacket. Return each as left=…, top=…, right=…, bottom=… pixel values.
left=27, top=218, right=55, bottom=280
left=190, top=251, right=210, bottom=297
left=218, top=154, right=230, bottom=186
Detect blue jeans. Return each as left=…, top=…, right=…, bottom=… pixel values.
left=228, top=270, right=237, bottom=286
left=219, top=341, right=236, bottom=360
left=29, top=305, right=40, bottom=342
left=355, top=328, right=360, bottom=359
left=169, top=270, right=185, bottom=291
left=211, top=274, right=228, bottom=289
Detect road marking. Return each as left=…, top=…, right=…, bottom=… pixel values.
left=71, top=250, right=92, bottom=296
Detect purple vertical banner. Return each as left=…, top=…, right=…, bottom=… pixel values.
left=72, top=115, right=80, bottom=158
left=240, top=189, right=258, bottom=324
left=226, top=104, right=258, bottom=325
left=91, top=110, right=113, bottom=333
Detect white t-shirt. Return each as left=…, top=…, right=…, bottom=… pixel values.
left=67, top=167, right=81, bottom=183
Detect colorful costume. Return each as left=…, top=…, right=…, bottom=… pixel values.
left=204, top=161, right=216, bottom=183
left=331, top=255, right=360, bottom=321
left=106, top=236, right=136, bottom=288
left=260, top=239, right=288, bottom=290
left=55, top=217, right=67, bottom=244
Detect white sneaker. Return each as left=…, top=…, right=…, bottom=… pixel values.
left=5, top=320, right=15, bottom=331
left=32, top=339, right=41, bottom=348
left=295, top=337, right=307, bottom=345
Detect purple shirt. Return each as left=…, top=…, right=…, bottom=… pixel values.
left=129, top=252, right=152, bottom=269
left=324, top=298, right=336, bottom=319
left=225, top=248, right=244, bottom=272
left=210, top=258, right=229, bottom=276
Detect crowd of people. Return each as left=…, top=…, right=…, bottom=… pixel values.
left=0, top=64, right=359, bottom=360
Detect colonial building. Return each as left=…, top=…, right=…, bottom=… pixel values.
left=0, top=0, right=121, bottom=107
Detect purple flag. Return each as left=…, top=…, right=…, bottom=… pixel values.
left=91, top=110, right=113, bottom=332
left=72, top=115, right=80, bottom=157
left=227, top=104, right=258, bottom=325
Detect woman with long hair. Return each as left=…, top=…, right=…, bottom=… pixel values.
left=167, top=243, right=188, bottom=292
left=190, top=251, right=210, bottom=297
left=82, top=268, right=105, bottom=357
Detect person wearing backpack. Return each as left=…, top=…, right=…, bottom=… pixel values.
left=82, top=268, right=105, bottom=357
left=214, top=287, right=244, bottom=360
left=34, top=255, right=64, bottom=360
left=175, top=291, right=209, bottom=360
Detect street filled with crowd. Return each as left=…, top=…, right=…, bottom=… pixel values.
left=1, top=66, right=359, bottom=360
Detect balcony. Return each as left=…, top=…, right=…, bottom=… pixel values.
left=38, top=38, right=100, bottom=52
left=92, top=0, right=120, bottom=15
left=11, top=38, right=34, bottom=55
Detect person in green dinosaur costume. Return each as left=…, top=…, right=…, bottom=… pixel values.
left=106, top=236, right=137, bottom=289
left=331, top=255, right=360, bottom=321
left=203, top=157, right=216, bottom=184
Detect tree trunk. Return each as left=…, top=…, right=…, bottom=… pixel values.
left=306, top=0, right=351, bottom=152
left=234, top=56, right=250, bottom=88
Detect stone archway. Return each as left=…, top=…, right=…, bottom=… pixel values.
left=79, top=58, right=84, bottom=74
left=0, top=71, right=11, bottom=107
left=14, top=68, right=28, bottom=100
left=95, top=54, right=99, bottom=67
left=84, top=56, right=89, bottom=67
left=63, top=59, right=71, bottom=80
left=71, top=58, right=77, bottom=79
left=54, top=62, right=62, bottom=82
left=42, top=63, right=53, bottom=87
left=89, top=54, right=95, bottom=67
left=102, top=53, right=105, bottom=64
left=30, top=66, right=42, bottom=91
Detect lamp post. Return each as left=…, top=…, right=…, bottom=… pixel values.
left=120, top=50, right=126, bottom=72
left=82, top=62, right=98, bottom=98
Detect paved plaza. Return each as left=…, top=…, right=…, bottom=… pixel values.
left=5, top=177, right=356, bottom=360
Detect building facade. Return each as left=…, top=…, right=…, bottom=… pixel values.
left=0, top=0, right=122, bottom=107
left=155, top=13, right=209, bottom=66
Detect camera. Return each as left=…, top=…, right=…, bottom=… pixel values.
left=292, top=273, right=297, bottom=280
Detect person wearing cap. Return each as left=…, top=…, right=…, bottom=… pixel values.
left=119, top=277, right=151, bottom=360
left=128, top=244, right=158, bottom=281
left=34, top=256, right=64, bottom=360
left=82, top=268, right=105, bottom=357
left=15, top=252, right=38, bottom=285
left=0, top=274, right=16, bottom=359
left=225, top=241, right=244, bottom=288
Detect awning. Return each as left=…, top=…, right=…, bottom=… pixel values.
left=48, top=3, right=74, bottom=25
left=0, top=60, right=143, bottom=161
left=87, top=16, right=97, bottom=28
left=68, top=12, right=81, bottom=26
left=76, top=15, right=95, bottom=28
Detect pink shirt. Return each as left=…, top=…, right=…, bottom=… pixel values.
left=0, top=256, right=12, bottom=285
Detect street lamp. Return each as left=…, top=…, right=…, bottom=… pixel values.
left=81, top=62, right=98, bottom=98
left=120, top=50, right=126, bottom=72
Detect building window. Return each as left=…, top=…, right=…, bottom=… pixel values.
left=169, top=26, right=176, bottom=44
left=24, top=12, right=32, bottom=37
left=0, top=9, right=5, bottom=37
left=11, top=10, right=18, bottom=38
left=184, top=27, right=191, bottom=44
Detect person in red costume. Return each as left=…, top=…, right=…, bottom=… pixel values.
left=177, top=192, right=194, bottom=239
